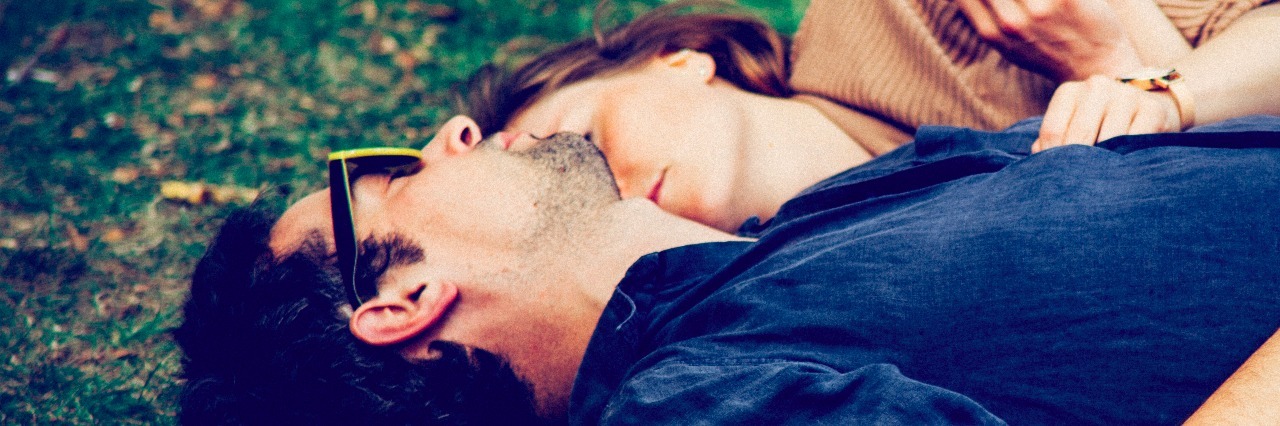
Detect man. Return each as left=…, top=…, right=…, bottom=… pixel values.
left=176, top=114, right=1280, bottom=424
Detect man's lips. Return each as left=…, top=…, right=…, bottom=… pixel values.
left=647, top=168, right=667, bottom=204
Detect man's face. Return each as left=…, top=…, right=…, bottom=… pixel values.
left=270, top=123, right=619, bottom=300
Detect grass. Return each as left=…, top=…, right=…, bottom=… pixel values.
left=0, top=0, right=807, bottom=423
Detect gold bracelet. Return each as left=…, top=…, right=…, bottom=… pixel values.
left=1118, top=68, right=1196, bottom=130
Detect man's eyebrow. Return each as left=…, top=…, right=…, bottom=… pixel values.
left=354, top=233, right=426, bottom=296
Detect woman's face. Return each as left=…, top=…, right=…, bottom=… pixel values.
left=506, top=56, right=747, bottom=230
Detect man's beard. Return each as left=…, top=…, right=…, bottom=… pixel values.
left=477, top=131, right=621, bottom=213
left=471, top=131, right=623, bottom=257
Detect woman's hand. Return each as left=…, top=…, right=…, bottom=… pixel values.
left=1032, top=75, right=1179, bottom=153
left=956, top=0, right=1143, bottom=82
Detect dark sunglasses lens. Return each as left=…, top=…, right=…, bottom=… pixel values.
left=346, top=154, right=421, bottom=177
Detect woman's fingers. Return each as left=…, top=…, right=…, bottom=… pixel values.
left=1035, top=80, right=1083, bottom=152
left=1130, top=94, right=1176, bottom=135
left=1096, top=89, right=1139, bottom=142
left=1035, top=76, right=1182, bottom=154
left=1060, top=76, right=1112, bottom=144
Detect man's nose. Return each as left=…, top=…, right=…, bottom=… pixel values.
left=426, top=115, right=484, bottom=157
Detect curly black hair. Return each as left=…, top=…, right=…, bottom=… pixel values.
left=173, top=205, right=549, bottom=425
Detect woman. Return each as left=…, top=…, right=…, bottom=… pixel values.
left=466, top=0, right=1278, bottom=233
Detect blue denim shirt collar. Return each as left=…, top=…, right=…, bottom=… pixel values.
left=569, top=241, right=752, bottom=424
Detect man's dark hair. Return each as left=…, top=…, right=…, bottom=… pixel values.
left=174, top=205, right=546, bottom=425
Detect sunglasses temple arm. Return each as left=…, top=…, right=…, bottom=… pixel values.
left=329, top=159, right=363, bottom=307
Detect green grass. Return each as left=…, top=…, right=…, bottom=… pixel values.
left=0, top=0, right=807, bottom=422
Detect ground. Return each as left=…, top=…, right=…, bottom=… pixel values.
left=0, top=0, right=805, bottom=423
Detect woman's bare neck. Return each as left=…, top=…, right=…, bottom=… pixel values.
left=724, top=85, right=873, bottom=228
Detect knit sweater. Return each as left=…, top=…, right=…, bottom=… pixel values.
left=790, top=0, right=1273, bottom=155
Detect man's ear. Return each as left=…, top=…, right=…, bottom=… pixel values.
left=434, top=115, right=484, bottom=156
left=659, top=48, right=716, bottom=83
left=349, top=281, right=458, bottom=346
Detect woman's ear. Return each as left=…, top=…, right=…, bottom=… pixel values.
left=349, top=281, right=458, bottom=346
left=660, top=48, right=717, bottom=83
left=432, top=115, right=483, bottom=156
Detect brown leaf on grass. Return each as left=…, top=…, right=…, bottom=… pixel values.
left=366, top=30, right=401, bottom=56
left=160, top=181, right=259, bottom=205
left=362, top=65, right=394, bottom=85
left=192, top=73, right=217, bottom=90
left=66, top=224, right=89, bottom=252
left=110, top=349, right=136, bottom=360
left=379, top=35, right=400, bottom=54
left=359, top=0, right=378, bottom=23
left=165, top=111, right=185, bottom=128
left=163, top=42, right=194, bottom=59
left=112, top=167, right=141, bottom=184
left=148, top=10, right=190, bottom=34
left=101, top=228, right=127, bottom=243
left=131, top=116, right=159, bottom=139
left=265, top=157, right=298, bottom=173
left=394, top=51, right=417, bottom=71
left=408, top=2, right=459, bottom=21
left=186, top=99, right=217, bottom=115
left=192, top=0, right=240, bottom=19
left=148, top=10, right=173, bottom=30
left=102, top=112, right=125, bottom=130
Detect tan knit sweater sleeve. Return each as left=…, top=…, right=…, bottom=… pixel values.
left=790, top=0, right=1274, bottom=155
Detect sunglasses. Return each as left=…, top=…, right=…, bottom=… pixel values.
left=328, top=147, right=424, bottom=307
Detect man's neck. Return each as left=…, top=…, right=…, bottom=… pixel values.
left=568, top=198, right=748, bottom=308
left=516, top=198, right=745, bottom=419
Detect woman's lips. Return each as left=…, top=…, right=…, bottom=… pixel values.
left=496, top=131, right=522, bottom=150
left=647, top=168, right=667, bottom=205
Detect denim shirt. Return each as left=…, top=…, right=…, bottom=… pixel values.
left=570, top=117, right=1280, bottom=425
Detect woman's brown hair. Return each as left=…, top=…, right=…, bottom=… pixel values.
left=462, top=0, right=793, bottom=134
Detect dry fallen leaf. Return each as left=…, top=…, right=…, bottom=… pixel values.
left=360, top=0, right=378, bottom=23
left=102, top=112, right=125, bottom=129
left=394, top=51, right=416, bottom=71
left=101, top=228, right=127, bottom=243
left=148, top=10, right=175, bottom=30
left=161, top=181, right=207, bottom=204
left=161, top=181, right=259, bottom=205
left=186, top=99, right=217, bottom=115
left=379, top=35, right=399, bottom=54
left=192, top=73, right=217, bottom=89
left=111, top=167, right=141, bottom=184
left=66, top=223, right=89, bottom=252
left=421, top=3, right=458, bottom=20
